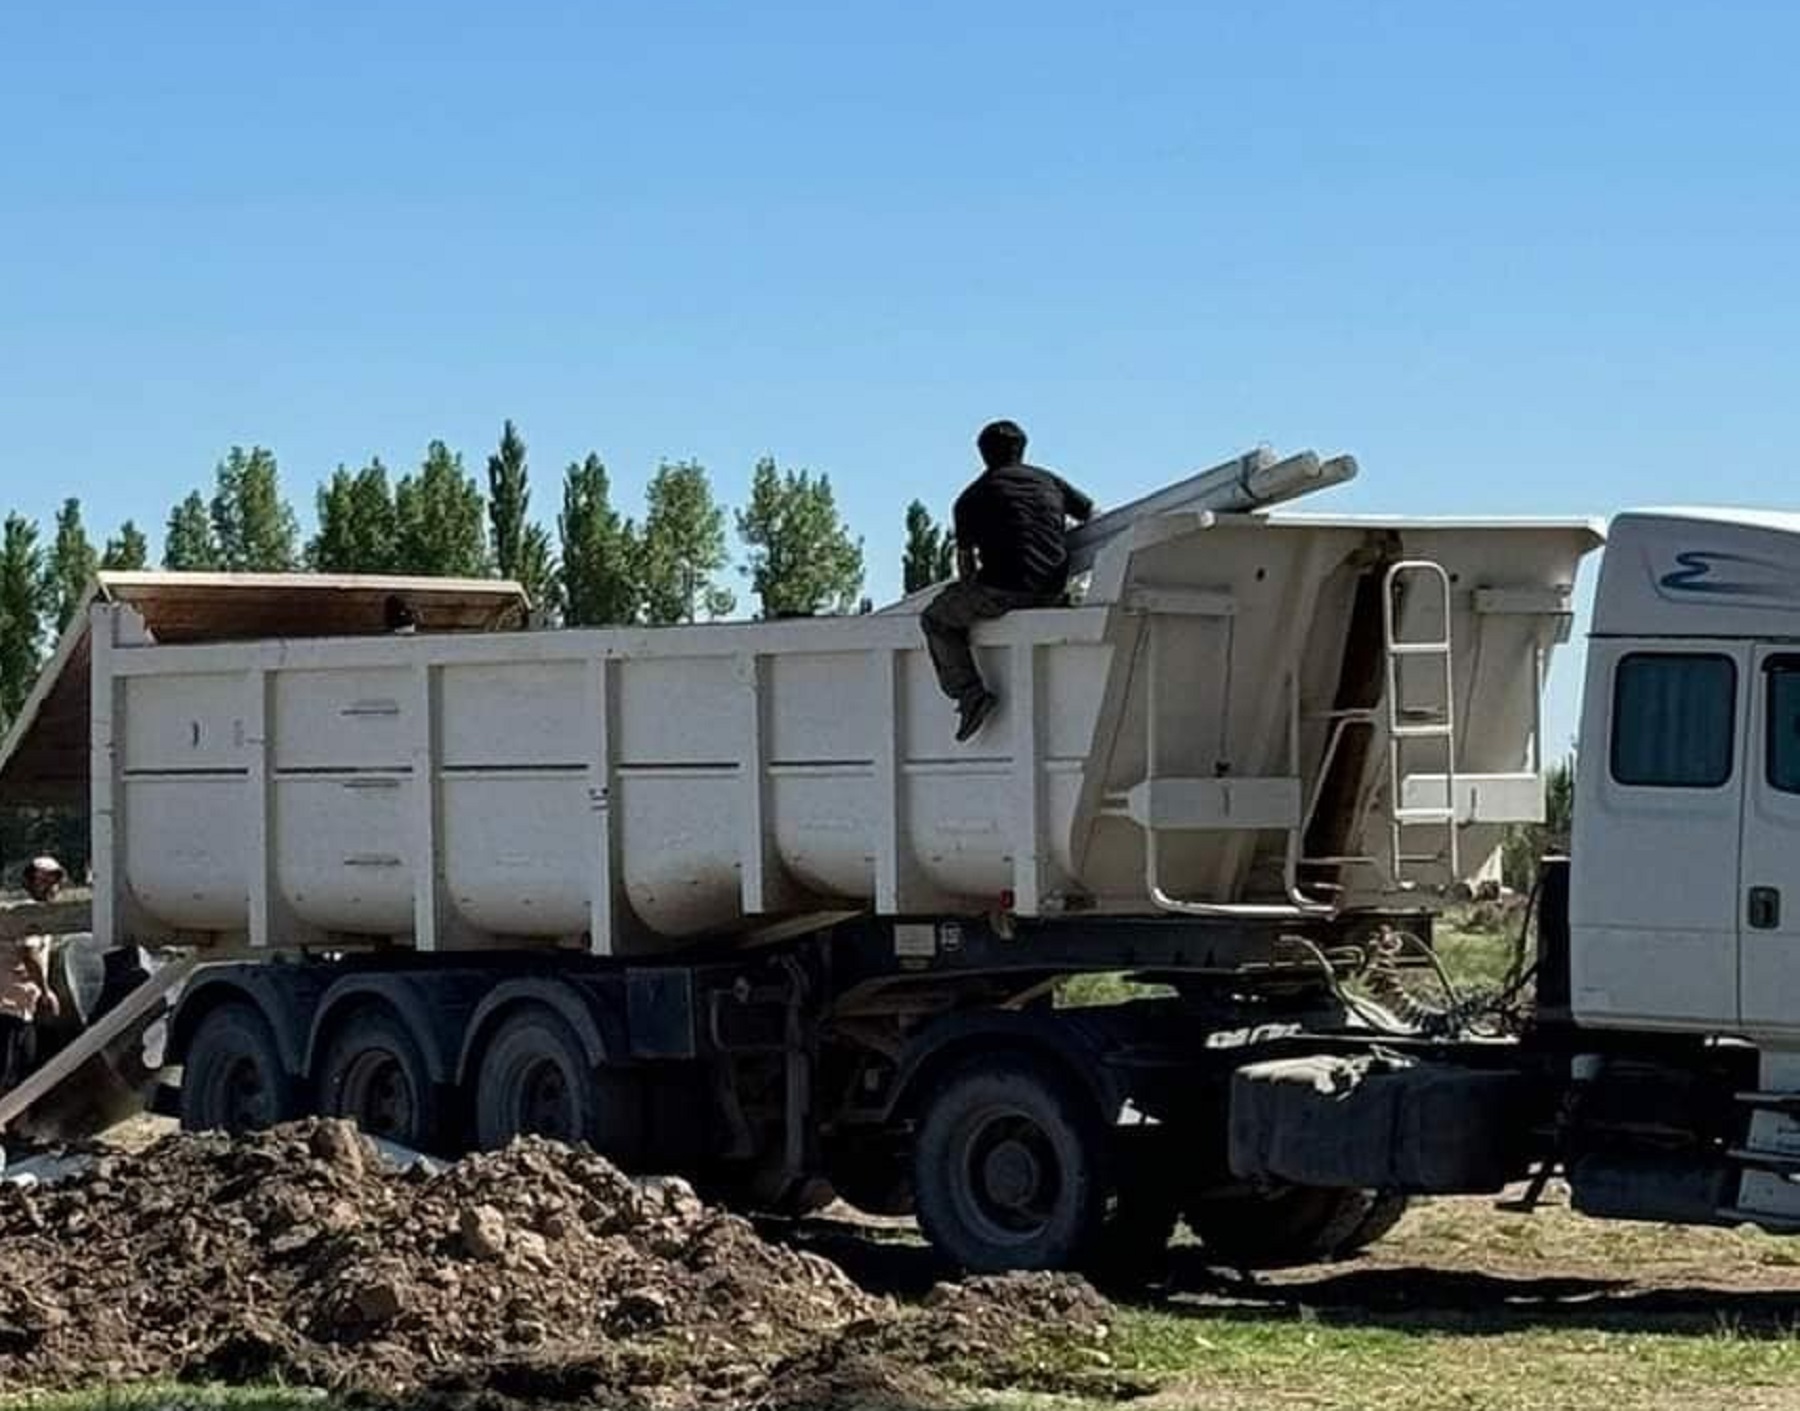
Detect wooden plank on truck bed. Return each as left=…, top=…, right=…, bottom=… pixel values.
left=0, top=955, right=198, bottom=1134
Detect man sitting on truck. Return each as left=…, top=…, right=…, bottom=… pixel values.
left=923, top=419, right=1094, bottom=741
left=1, top=857, right=64, bottom=1093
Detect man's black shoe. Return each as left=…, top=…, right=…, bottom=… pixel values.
left=955, top=690, right=998, bottom=742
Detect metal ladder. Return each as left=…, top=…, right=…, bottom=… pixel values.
left=1382, top=561, right=1460, bottom=885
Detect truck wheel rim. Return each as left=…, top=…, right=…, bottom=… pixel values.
left=962, top=1112, right=1062, bottom=1239
left=340, top=1050, right=417, bottom=1141
left=216, top=1055, right=268, bottom=1131
left=518, top=1059, right=575, bottom=1140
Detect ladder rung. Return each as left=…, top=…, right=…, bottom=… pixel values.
left=1390, top=724, right=1454, bottom=739
left=1388, top=640, right=1452, bottom=656
left=1738, top=1091, right=1800, bottom=1112
left=1729, top=1146, right=1800, bottom=1174
left=1718, top=1206, right=1800, bottom=1232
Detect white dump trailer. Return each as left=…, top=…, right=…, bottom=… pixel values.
left=5, top=450, right=1595, bottom=958
left=1, top=446, right=1619, bottom=1274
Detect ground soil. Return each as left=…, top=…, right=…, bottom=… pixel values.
left=0, top=1122, right=1112, bottom=1410
left=7, top=1121, right=1800, bottom=1409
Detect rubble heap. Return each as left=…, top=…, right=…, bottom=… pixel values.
left=0, top=1121, right=1114, bottom=1410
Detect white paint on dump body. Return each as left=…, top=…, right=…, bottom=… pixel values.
left=63, top=509, right=1595, bottom=959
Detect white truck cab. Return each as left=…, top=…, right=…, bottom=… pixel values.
left=1573, top=509, right=1800, bottom=1045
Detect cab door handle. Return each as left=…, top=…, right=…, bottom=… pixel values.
left=1749, top=887, right=1783, bottom=930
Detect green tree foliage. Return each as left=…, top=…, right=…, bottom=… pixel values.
left=1501, top=756, right=1576, bottom=891
left=0, top=513, right=46, bottom=728
left=486, top=420, right=530, bottom=579
left=46, top=498, right=98, bottom=632
left=163, top=492, right=221, bottom=570
left=558, top=455, right=639, bottom=626
left=311, top=460, right=399, bottom=573
left=736, top=458, right=864, bottom=618
left=210, top=446, right=300, bottom=571
left=395, top=441, right=488, bottom=577
left=516, top=523, right=558, bottom=619
left=484, top=422, right=556, bottom=610
left=640, top=460, right=734, bottom=624
left=100, top=520, right=150, bottom=571
left=902, top=500, right=956, bottom=593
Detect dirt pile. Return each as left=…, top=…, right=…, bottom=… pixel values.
left=0, top=1121, right=1116, bottom=1409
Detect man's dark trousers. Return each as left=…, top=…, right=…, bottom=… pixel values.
left=922, top=581, right=1054, bottom=707
left=0, top=1014, right=35, bottom=1093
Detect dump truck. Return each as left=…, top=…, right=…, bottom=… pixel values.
left=6, top=445, right=1787, bottom=1274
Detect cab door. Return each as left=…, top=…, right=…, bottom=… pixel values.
left=1571, top=642, right=1748, bottom=1030
left=1739, top=650, right=1800, bottom=1039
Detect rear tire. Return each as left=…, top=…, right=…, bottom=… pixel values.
left=1336, top=1190, right=1411, bottom=1256
left=1186, top=1185, right=1377, bottom=1270
left=827, top=1138, right=916, bottom=1217
left=1090, top=1158, right=1182, bottom=1287
left=315, top=1006, right=444, bottom=1153
left=181, top=1002, right=295, bottom=1135
left=473, top=1004, right=641, bottom=1164
left=913, top=1054, right=1106, bottom=1273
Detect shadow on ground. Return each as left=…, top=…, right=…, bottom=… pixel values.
left=770, top=1214, right=1800, bottom=1341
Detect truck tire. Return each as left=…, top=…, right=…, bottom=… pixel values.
left=1336, top=1190, right=1410, bottom=1255
left=1186, top=1185, right=1375, bottom=1270
left=181, top=1002, right=296, bottom=1135
left=1089, top=1171, right=1182, bottom=1287
left=913, top=1054, right=1106, bottom=1273
left=315, top=1006, right=444, bottom=1153
left=473, top=1004, right=641, bottom=1164
left=827, top=1135, right=916, bottom=1216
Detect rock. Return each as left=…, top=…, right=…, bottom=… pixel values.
left=0, top=1152, right=95, bottom=1189
left=637, top=1174, right=705, bottom=1222
left=365, top=1136, right=447, bottom=1177
left=459, top=1204, right=509, bottom=1261
left=320, top=1199, right=362, bottom=1233
left=510, top=1229, right=549, bottom=1265
left=345, top=1277, right=407, bottom=1326
left=603, top=1287, right=670, bottom=1334
left=508, top=1318, right=548, bottom=1345
left=308, top=1121, right=368, bottom=1177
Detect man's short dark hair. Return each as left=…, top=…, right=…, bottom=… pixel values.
left=977, top=420, right=1028, bottom=469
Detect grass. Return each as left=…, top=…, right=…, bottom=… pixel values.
left=19, top=1317, right=1800, bottom=1411
left=1055, top=972, right=1173, bottom=1008
left=1056, top=907, right=1520, bottom=1011
left=979, top=1308, right=1800, bottom=1410
left=1433, top=912, right=1527, bottom=993
left=0, top=1391, right=323, bottom=1411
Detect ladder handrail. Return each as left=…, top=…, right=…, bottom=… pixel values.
left=1382, top=560, right=1460, bottom=884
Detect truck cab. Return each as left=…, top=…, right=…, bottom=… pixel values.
left=1572, top=509, right=1800, bottom=1046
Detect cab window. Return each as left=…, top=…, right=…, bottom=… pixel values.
left=1767, top=661, right=1800, bottom=794
left=1611, top=652, right=1736, bottom=788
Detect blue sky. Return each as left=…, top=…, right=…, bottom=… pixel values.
left=4, top=2, right=1798, bottom=750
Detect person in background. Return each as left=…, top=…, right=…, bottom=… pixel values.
left=1, top=856, right=64, bottom=1092
left=922, top=420, right=1095, bottom=741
